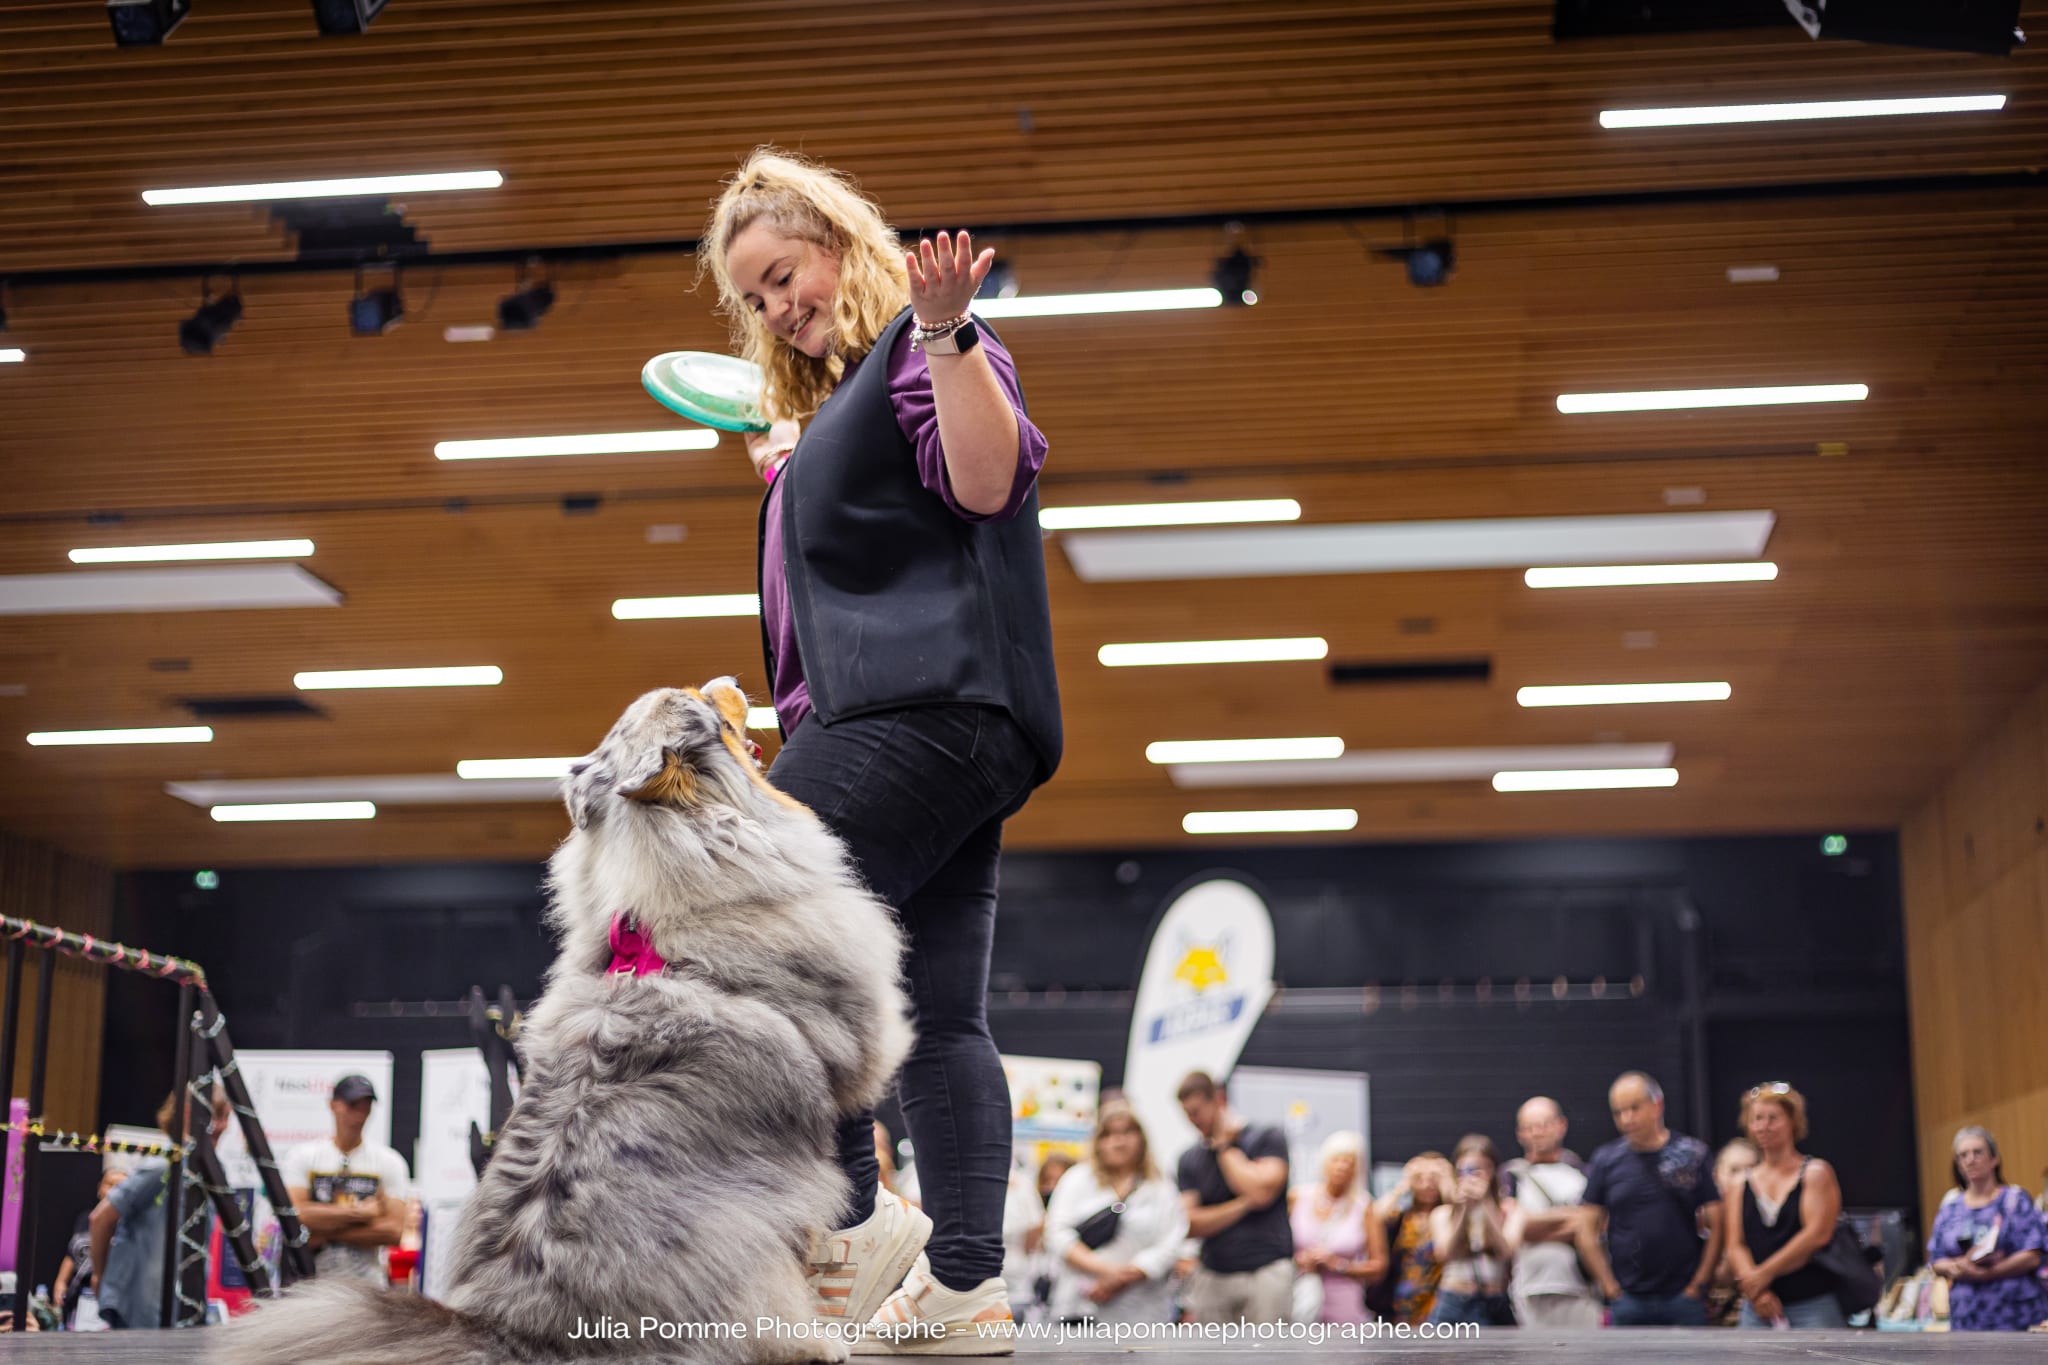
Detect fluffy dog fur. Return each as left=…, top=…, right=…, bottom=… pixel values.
left=219, top=680, right=913, bottom=1364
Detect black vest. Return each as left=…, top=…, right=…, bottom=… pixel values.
left=757, top=308, right=1063, bottom=782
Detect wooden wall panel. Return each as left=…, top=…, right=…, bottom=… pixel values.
left=1901, top=679, right=2048, bottom=1236
left=0, top=833, right=114, bottom=1133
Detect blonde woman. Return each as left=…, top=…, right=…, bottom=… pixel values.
left=703, top=150, right=1059, bottom=1353
left=1045, top=1102, right=1187, bottom=1325
left=1722, top=1084, right=1844, bottom=1329
left=1288, top=1132, right=1385, bottom=1324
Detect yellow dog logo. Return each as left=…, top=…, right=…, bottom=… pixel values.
left=1173, top=945, right=1229, bottom=993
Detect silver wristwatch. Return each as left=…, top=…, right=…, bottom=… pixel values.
left=915, top=318, right=980, bottom=356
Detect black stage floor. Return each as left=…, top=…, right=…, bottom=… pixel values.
left=7, top=1329, right=2043, bottom=1362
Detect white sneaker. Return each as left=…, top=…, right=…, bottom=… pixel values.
left=851, top=1259, right=1016, bottom=1356
left=807, top=1188, right=932, bottom=1333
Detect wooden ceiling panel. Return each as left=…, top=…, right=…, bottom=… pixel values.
left=2, top=2, right=2046, bottom=865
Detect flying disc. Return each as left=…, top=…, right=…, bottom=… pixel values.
left=641, top=350, right=771, bottom=433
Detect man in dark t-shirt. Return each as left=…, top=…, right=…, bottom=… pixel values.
left=1578, top=1071, right=1723, bottom=1326
left=1174, top=1071, right=1293, bottom=1324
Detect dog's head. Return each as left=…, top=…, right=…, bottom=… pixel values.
left=563, top=678, right=791, bottom=833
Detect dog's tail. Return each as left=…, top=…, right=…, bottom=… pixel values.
left=215, top=1279, right=533, bottom=1365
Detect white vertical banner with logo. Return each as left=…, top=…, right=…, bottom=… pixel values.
left=215, top=1051, right=395, bottom=1189
left=415, top=1048, right=510, bottom=1299
left=1123, top=878, right=1277, bottom=1168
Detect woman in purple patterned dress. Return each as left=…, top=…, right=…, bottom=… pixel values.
left=1925, top=1126, right=2048, bottom=1332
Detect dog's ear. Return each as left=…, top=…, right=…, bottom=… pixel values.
left=564, top=755, right=605, bottom=830
left=699, top=676, right=752, bottom=733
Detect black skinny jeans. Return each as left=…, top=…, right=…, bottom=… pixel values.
left=769, top=703, right=1039, bottom=1291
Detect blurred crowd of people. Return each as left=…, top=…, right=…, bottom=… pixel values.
left=938, top=1069, right=2048, bottom=1334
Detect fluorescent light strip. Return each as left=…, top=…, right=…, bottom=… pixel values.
left=1557, top=384, right=1866, bottom=413
left=28, top=726, right=213, bottom=746
left=1147, top=737, right=1344, bottom=765
left=0, top=566, right=341, bottom=616
left=746, top=707, right=780, bottom=730
left=1493, top=768, right=1679, bottom=792
left=1601, top=95, right=2006, bottom=129
left=169, top=776, right=560, bottom=807
left=1517, top=682, right=1731, bottom=708
left=1526, top=562, right=1777, bottom=588
left=1184, top=809, right=1359, bottom=835
left=295, top=666, right=502, bottom=690
left=434, top=429, right=720, bottom=461
left=1099, top=638, right=1328, bottom=668
left=612, top=594, right=760, bottom=620
left=973, top=288, right=1221, bottom=318
left=210, top=801, right=377, bottom=822
left=144, top=170, right=503, bottom=207
left=0, top=349, right=23, bottom=364
left=69, top=539, right=314, bottom=565
left=1040, top=499, right=1301, bottom=531
left=1169, top=743, right=1675, bottom=789
left=1063, top=510, right=1776, bottom=583
left=457, top=757, right=576, bottom=780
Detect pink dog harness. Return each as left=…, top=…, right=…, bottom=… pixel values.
left=607, top=915, right=666, bottom=977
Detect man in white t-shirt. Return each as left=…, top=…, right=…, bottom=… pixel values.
left=1501, top=1096, right=1600, bottom=1329
left=280, top=1075, right=411, bottom=1285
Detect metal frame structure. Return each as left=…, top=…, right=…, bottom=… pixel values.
left=0, top=914, right=313, bottom=1330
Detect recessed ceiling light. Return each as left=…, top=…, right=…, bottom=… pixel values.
left=1063, top=511, right=1775, bottom=582
left=1183, top=808, right=1360, bottom=834
left=209, top=801, right=377, bottom=822
left=1526, top=563, right=1777, bottom=588
left=457, top=757, right=576, bottom=780
left=68, top=539, right=314, bottom=565
left=0, top=566, right=341, bottom=616
left=1098, top=638, right=1329, bottom=667
left=1725, top=266, right=1780, bottom=284
left=0, top=349, right=24, bottom=364
left=1556, top=384, right=1866, bottom=414
left=1600, top=95, right=2005, bottom=129
left=435, top=430, right=721, bottom=460
left=143, top=170, right=504, bottom=206
left=611, top=594, right=760, bottom=620
left=294, top=666, right=502, bottom=689
left=28, top=726, right=214, bottom=746
left=973, top=288, right=1221, bottom=318
left=1517, top=682, right=1731, bottom=707
left=1146, top=737, right=1344, bottom=764
left=169, top=776, right=559, bottom=807
left=443, top=326, right=496, bottom=343
left=1040, top=499, right=1301, bottom=531
left=746, top=707, right=780, bottom=730
left=1168, top=742, right=1674, bottom=788
left=1492, top=768, right=1679, bottom=792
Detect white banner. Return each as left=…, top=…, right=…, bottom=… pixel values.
left=1001, top=1054, right=1100, bottom=1175
left=215, top=1050, right=394, bottom=1189
left=1227, top=1065, right=1370, bottom=1193
left=415, top=1048, right=512, bottom=1298
left=1123, top=878, right=1277, bottom=1168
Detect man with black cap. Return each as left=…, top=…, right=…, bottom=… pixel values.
left=280, top=1074, right=411, bottom=1285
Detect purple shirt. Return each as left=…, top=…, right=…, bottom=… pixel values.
left=760, top=323, right=1046, bottom=736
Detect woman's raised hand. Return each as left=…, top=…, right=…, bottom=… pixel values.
left=907, top=229, right=993, bottom=325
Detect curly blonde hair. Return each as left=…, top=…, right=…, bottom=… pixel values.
left=700, top=148, right=910, bottom=424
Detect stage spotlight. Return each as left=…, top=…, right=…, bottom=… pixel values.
left=310, top=0, right=390, bottom=35
left=1378, top=240, right=1456, bottom=287
left=1211, top=248, right=1260, bottom=306
left=349, top=281, right=405, bottom=336
left=107, top=0, right=191, bottom=46
left=496, top=280, right=555, bottom=332
left=1781, top=0, right=2023, bottom=55
left=179, top=291, right=243, bottom=355
left=977, top=259, right=1019, bottom=300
